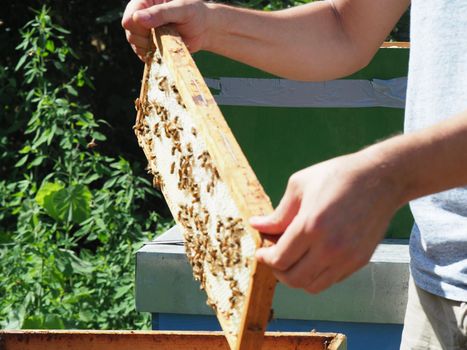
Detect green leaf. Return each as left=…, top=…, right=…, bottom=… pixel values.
left=15, top=55, right=28, bottom=72
left=82, top=173, right=101, bottom=185
left=14, top=154, right=29, bottom=168
left=35, top=181, right=64, bottom=207
left=114, top=284, right=132, bottom=299
left=97, top=231, right=109, bottom=243
left=5, top=307, right=26, bottom=329
left=78, top=310, right=93, bottom=323
left=65, top=84, right=78, bottom=96
left=69, top=253, right=95, bottom=274
left=52, top=24, right=70, bottom=34
left=23, top=313, right=65, bottom=330
left=23, top=315, right=44, bottom=329
left=62, top=289, right=94, bottom=304
left=42, top=184, right=92, bottom=224
left=19, top=145, right=32, bottom=154
left=32, top=130, right=51, bottom=148
left=27, top=155, right=46, bottom=169
left=104, top=177, right=118, bottom=189
left=76, top=69, right=85, bottom=87
left=46, top=124, right=57, bottom=145
left=43, top=315, right=65, bottom=329
left=91, top=131, right=106, bottom=141
left=45, top=40, right=55, bottom=53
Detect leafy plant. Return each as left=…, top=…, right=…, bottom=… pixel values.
left=0, top=6, right=171, bottom=330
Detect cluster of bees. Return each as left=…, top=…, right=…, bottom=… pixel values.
left=198, top=151, right=220, bottom=194
left=133, top=97, right=164, bottom=190
left=134, top=52, right=249, bottom=322
left=177, top=204, right=210, bottom=285
left=177, top=202, right=247, bottom=312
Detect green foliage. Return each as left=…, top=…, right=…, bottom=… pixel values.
left=36, top=182, right=92, bottom=224
left=0, top=7, right=171, bottom=330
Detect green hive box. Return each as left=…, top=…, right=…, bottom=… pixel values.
left=194, top=46, right=412, bottom=239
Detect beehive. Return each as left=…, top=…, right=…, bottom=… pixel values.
left=133, top=27, right=277, bottom=350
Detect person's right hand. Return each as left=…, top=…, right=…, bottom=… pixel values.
left=122, top=0, right=211, bottom=61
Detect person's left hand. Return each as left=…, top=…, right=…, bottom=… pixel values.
left=122, top=0, right=211, bottom=61
left=250, top=150, right=403, bottom=293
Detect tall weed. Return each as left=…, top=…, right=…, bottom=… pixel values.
left=0, top=7, right=170, bottom=330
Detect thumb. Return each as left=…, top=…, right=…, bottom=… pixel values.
left=250, top=179, right=302, bottom=234
left=133, top=2, right=190, bottom=29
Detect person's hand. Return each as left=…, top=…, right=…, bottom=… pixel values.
left=250, top=150, right=403, bottom=293
left=122, top=0, right=211, bottom=61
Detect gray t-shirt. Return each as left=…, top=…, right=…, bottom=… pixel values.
left=404, top=0, right=467, bottom=301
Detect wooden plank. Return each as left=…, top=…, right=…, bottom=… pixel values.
left=133, top=26, right=277, bottom=350
left=0, top=330, right=346, bottom=350
left=381, top=41, right=410, bottom=48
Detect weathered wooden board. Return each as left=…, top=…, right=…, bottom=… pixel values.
left=133, top=27, right=276, bottom=350
left=0, top=330, right=347, bottom=350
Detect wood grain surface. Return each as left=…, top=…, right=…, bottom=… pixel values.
left=0, top=330, right=346, bottom=350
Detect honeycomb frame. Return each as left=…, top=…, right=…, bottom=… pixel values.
left=134, top=27, right=277, bottom=350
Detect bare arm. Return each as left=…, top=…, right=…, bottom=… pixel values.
left=251, top=110, right=467, bottom=293
left=122, top=0, right=409, bottom=80
left=206, top=0, right=409, bottom=80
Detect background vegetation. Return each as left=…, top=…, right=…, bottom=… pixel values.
left=0, top=2, right=171, bottom=330
left=0, top=0, right=410, bottom=330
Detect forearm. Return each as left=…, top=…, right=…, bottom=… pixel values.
left=206, top=2, right=355, bottom=80
left=205, top=0, right=408, bottom=81
left=363, top=111, right=467, bottom=207
left=125, top=0, right=409, bottom=80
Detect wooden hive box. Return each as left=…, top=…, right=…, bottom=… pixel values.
left=133, top=27, right=278, bottom=350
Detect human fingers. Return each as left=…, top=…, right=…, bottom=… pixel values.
left=273, top=245, right=326, bottom=289
left=305, top=250, right=372, bottom=294
left=122, top=0, right=159, bottom=58
left=126, top=32, right=151, bottom=50
left=274, top=242, right=364, bottom=293
left=132, top=0, right=195, bottom=30
left=250, top=174, right=303, bottom=234
left=131, top=44, right=149, bottom=61
left=255, top=213, right=310, bottom=272
left=122, top=0, right=154, bottom=36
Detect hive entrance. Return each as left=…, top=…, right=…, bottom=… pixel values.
left=134, top=27, right=276, bottom=350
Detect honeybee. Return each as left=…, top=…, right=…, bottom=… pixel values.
left=152, top=122, right=160, bottom=135
left=157, top=76, right=168, bottom=91
left=172, top=142, right=181, bottom=155
left=186, top=143, right=193, bottom=154
left=152, top=174, right=163, bottom=189
left=134, top=98, right=141, bottom=112
left=175, top=93, right=183, bottom=106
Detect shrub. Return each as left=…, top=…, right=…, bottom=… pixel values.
left=0, top=6, right=171, bottom=330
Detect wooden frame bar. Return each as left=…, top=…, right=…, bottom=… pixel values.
left=381, top=41, right=410, bottom=48
left=0, top=330, right=346, bottom=350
